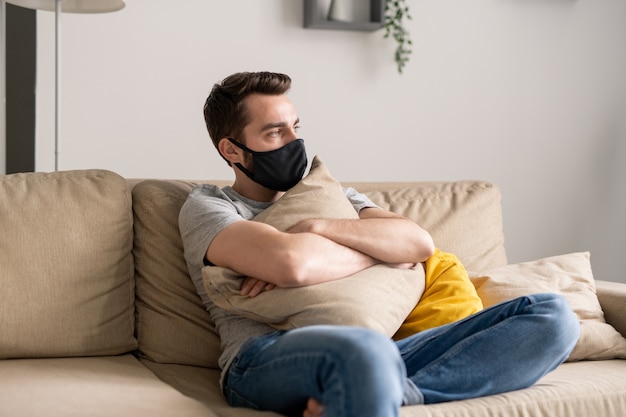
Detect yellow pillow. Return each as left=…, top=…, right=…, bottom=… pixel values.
left=394, top=248, right=483, bottom=340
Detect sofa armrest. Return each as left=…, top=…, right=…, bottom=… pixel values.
left=596, top=280, right=626, bottom=338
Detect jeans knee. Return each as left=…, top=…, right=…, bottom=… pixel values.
left=531, top=293, right=580, bottom=351
left=337, top=329, right=404, bottom=378
left=317, top=327, right=406, bottom=411
left=339, top=328, right=402, bottom=369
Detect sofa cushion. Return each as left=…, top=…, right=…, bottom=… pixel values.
left=0, top=170, right=136, bottom=358
left=202, top=156, right=425, bottom=337
left=133, top=180, right=222, bottom=368
left=470, top=252, right=626, bottom=361
left=0, top=355, right=215, bottom=417
left=355, top=181, right=507, bottom=272
left=141, top=359, right=626, bottom=417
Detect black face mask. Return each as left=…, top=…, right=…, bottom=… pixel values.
left=227, top=138, right=308, bottom=191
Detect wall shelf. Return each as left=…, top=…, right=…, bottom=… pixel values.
left=304, top=0, right=385, bottom=32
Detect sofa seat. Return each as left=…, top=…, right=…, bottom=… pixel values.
left=0, top=355, right=214, bottom=417
left=140, top=358, right=626, bottom=417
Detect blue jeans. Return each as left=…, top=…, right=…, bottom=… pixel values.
left=223, top=293, right=579, bottom=417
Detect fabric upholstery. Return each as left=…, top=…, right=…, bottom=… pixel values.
left=0, top=170, right=136, bottom=358
left=132, top=179, right=222, bottom=368
left=0, top=355, right=214, bottom=417
left=141, top=359, right=626, bottom=417
left=358, top=181, right=507, bottom=272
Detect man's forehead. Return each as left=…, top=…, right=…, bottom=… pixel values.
left=244, top=94, right=297, bottom=125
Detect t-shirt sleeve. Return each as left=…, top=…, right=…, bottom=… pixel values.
left=343, top=187, right=379, bottom=212
left=178, top=185, right=243, bottom=269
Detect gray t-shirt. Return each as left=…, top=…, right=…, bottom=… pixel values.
left=178, top=184, right=377, bottom=386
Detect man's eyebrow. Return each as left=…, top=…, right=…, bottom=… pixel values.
left=260, top=122, right=287, bottom=132
left=259, top=118, right=300, bottom=132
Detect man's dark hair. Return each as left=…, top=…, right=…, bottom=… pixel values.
left=203, top=71, right=292, bottom=164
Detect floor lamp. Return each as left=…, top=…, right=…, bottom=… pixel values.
left=4, top=0, right=124, bottom=172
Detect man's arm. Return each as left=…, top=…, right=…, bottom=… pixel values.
left=206, top=219, right=378, bottom=288
left=288, top=207, right=435, bottom=265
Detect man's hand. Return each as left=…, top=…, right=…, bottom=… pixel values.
left=386, top=262, right=418, bottom=270
left=240, top=277, right=276, bottom=297
left=303, top=398, right=324, bottom=417
left=287, top=218, right=317, bottom=234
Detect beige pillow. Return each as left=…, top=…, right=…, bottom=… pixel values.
left=202, top=156, right=426, bottom=337
left=0, top=170, right=136, bottom=358
left=470, top=252, right=626, bottom=361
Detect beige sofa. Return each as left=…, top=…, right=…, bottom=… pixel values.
left=1, top=169, right=625, bottom=417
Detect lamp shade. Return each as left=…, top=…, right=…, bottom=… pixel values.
left=6, top=0, right=124, bottom=13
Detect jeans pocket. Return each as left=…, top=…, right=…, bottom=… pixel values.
left=225, top=381, right=262, bottom=410
left=223, top=330, right=284, bottom=408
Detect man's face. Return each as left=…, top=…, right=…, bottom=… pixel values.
left=240, top=93, right=300, bottom=152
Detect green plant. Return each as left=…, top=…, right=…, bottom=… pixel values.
left=383, top=0, right=412, bottom=74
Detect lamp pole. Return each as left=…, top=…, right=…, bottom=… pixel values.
left=54, top=0, right=59, bottom=171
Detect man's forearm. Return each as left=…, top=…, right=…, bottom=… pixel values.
left=207, top=219, right=377, bottom=288
left=276, top=231, right=378, bottom=287
left=289, top=216, right=434, bottom=265
left=239, top=231, right=377, bottom=297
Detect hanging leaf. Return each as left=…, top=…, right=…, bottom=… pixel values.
left=383, top=0, right=412, bottom=74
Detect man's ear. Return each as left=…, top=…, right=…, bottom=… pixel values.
left=218, top=138, right=242, bottom=165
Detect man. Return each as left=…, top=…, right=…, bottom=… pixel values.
left=179, top=71, right=579, bottom=417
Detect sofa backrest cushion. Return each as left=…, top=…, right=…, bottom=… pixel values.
left=345, top=181, right=507, bottom=272
left=131, top=178, right=506, bottom=368
left=0, top=170, right=136, bottom=359
left=132, top=180, right=222, bottom=368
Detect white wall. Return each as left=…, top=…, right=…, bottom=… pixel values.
left=34, top=0, right=626, bottom=283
